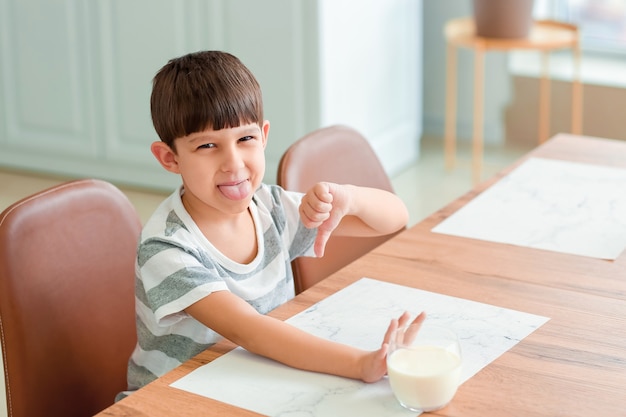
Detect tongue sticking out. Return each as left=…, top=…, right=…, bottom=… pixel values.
left=218, top=181, right=251, bottom=201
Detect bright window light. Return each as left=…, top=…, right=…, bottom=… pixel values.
left=535, top=0, right=626, bottom=54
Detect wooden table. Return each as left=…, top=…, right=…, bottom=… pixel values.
left=444, top=17, right=583, bottom=184
left=98, top=134, right=626, bottom=417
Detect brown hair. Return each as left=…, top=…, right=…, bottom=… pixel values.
left=150, top=51, right=264, bottom=150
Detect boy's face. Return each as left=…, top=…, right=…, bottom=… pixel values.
left=151, top=121, right=269, bottom=221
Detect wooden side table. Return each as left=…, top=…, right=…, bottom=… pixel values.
left=444, top=17, right=582, bottom=183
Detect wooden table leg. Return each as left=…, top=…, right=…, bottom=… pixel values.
left=472, top=44, right=485, bottom=184
left=445, top=42, right=457, bottom=171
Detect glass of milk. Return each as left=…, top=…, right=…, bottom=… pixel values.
left=387, top=323, right=462, bottom=412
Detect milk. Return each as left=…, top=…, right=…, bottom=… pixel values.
left=387, top=345, right=462, bottom=412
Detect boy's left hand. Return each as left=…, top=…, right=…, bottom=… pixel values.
left=360, top=311, right=426, bottom=383
left=299, top=182, right=349, bottom=257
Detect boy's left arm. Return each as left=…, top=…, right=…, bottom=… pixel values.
left=299, top=182, right=408, bottom=257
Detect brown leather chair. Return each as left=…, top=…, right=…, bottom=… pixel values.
left=277, top=125, right=404, bottom=294
left=0, top=179, right=141, bottom=417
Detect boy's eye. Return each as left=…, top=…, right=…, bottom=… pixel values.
left=239, top=136, right=254, bottom=142
left=197, top=143, right=216, bottom=149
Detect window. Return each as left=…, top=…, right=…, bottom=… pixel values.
left=535, top=0, right=626, bottom=54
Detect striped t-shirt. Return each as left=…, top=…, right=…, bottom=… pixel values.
left=122, top=183, right=317, bottom=395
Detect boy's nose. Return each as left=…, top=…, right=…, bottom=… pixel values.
left=221, top=147, right=245, bottom=171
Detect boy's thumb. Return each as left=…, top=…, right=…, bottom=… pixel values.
left=314, top=230, right=331, bottom=257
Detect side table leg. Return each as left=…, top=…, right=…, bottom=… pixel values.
left=539, top=51, right=551, bottom=144
left=472, top=45, right=485, bottom=184
left=572, top=39, right=583, bottom=134
left=445, top=43, right=457, bottom=171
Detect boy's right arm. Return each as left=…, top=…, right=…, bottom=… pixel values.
left=185, top=290, right=424, bottom=382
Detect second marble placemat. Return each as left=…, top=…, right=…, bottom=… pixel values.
left=432, top=157, right=626, bottom=260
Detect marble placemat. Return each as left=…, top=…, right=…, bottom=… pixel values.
left=432, top=157, right=626, bottom=260
left=170, top=278, right=548, bottom=417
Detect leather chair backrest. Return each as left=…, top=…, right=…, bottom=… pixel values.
left=277, top=125, right=404, bottom=294
left=0, top=179, right=141, bottom=417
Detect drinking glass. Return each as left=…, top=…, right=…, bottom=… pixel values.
left=387, top=323, right=462, bottom=412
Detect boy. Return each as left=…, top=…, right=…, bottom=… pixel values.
left=120, top=50, right=423, bottom=398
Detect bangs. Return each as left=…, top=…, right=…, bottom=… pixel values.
left=186, top=81, right=262, bottom=133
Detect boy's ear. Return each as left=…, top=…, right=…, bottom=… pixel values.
left=151, top=141, right=180, bottom=174
left=261, top=120, right=270, bottom=149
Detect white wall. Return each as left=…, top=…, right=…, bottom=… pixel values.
left=318, top=0, right=422, bottom=175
